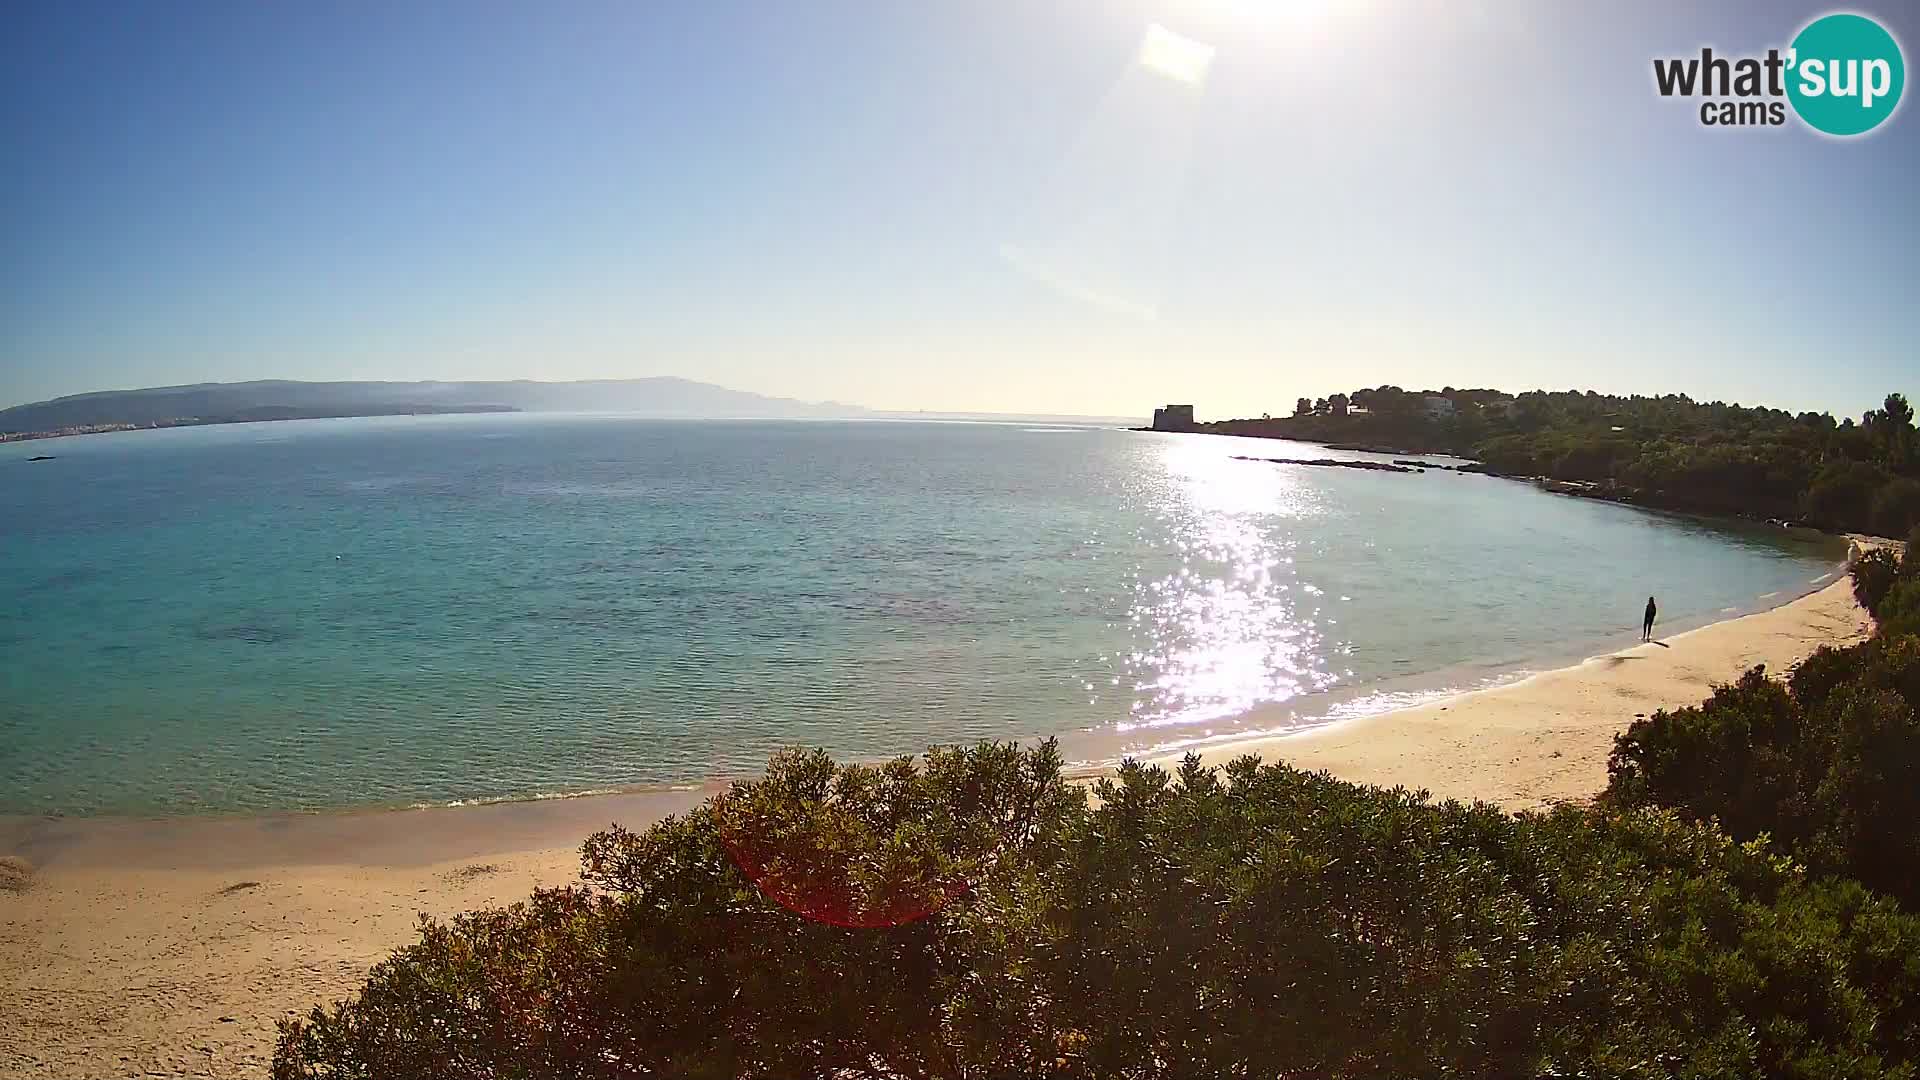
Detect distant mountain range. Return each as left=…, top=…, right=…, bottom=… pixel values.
left=0, top=378, right=870, bottom=435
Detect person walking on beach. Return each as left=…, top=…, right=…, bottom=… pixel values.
left=1642, top=596, right=1657, bottom=642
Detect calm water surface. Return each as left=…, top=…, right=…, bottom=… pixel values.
left=0, top=415, right=1841, bottom=815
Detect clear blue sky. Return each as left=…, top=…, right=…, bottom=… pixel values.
left=3, top=1, right=1915, bottom=417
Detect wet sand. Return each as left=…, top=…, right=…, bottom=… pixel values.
left=0, top=573, right=1877, bottom=1078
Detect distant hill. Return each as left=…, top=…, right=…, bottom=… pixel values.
left=0, top=378, right=870, bottom=434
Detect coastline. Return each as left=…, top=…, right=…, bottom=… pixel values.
left=1141, top=569, right=1873, bottom=809
left=1153, top=426, right=1836, bottom=533
left=0, top=569, right=1879, bottom=1079
left=1074, top=552, right=1847, bottom=771
left=0, top=405, right=522, bottom=446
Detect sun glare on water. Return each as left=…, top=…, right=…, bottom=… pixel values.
left=1115, top=437, right=1337, bottom=735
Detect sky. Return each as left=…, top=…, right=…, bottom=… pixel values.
left=2, top=0, right=1916, bottom=419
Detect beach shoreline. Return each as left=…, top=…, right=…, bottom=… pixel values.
left=0, top=562, right=1881, bottom=1079
left=1139, top=569, right=1874, bottom=809
left=1076, top=550, right=1849, bottom=772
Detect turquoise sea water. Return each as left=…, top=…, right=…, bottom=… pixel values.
left=0, top=415, right=1841, bottom=816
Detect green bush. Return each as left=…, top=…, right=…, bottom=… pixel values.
left=1608, top=636, right=1920, bottom=908
left=1854, top=536, right=1920, bottom=627
left=1880, top=578, right=1920, bottom=639
left=276, top=743, right=1920, bottom=1079
left=1855, top=548, right=1904, bottom=616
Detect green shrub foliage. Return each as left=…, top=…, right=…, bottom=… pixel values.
left=1854, top=548, right=1904, bottom=616
left=1608, top=634, right=1920, bottom=909
left=1871, top=536, right=1920, bottom=637
left=1881, top=578, right=1920, bottom=639
left=276, top=743, right=1920, bottom=1079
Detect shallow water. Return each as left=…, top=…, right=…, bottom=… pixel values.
left=0, top=415, right=1840, bottom=815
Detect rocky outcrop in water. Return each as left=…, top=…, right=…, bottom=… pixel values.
left=1230, top=455, right=1418, bottom=474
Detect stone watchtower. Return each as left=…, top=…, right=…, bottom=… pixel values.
left=1150, top=404, right=1196, bottom=432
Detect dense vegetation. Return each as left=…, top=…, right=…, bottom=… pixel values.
left=1607, top=537, right=1920, bottom=908
left=1849, top=530, right=1920, bottom=638
left=278, top=736, right=1920, bottom=1078
left=1218, top=388, right=1920, bottom=536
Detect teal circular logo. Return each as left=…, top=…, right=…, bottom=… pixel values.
left=1787, top=13, right=1905, bottom=136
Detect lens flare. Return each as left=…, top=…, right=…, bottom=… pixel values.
left=999, top=23, right=1210, bottom=319
left=1138, top=23, right=1217, bottom=87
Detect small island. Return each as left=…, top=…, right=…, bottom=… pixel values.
left=1230, top=453, right=1423, bottom=474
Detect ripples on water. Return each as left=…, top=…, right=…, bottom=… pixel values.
left=1116, top=439, right=1336, bottom=734
left=0, top=415, right=1841, bottom=815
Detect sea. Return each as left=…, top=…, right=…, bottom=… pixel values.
left=0, top=414, right=1844, bottom=817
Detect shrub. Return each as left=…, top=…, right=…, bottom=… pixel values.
left=1608, top=636, right=1920, bottom=907
left=276, top=744, right=1920, bottom=1079
left=1605, top=666, right=1805, bottom=843
left=1854, top=547, right=1903, bottom=616
left=1880, top=577, right=1920, bottom=639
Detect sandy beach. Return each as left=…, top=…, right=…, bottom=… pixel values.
left=1148, top=570, right=1874, bottom=808
left=0, top=573, right=1877, bottom=1079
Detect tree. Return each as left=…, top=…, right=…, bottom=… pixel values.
left=1887, top=393, right=1916, bottom=427
left=1327, top=392, right=1349, bottom=417
left=1882, top=392, right=1915, bottom=469
left=1294, top=397, right=1312, bottom=418
left=1366, top=385, right=1412, bottom=416
left=1873, top=476, right=1920, bottom=537
left=1802, top=460, right=1888, bottom=530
